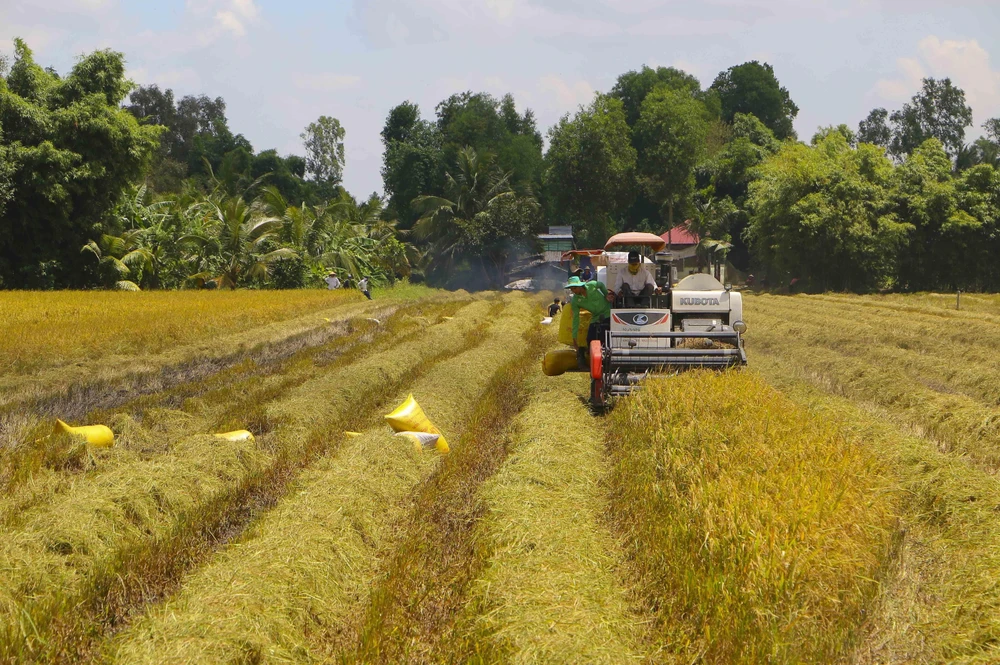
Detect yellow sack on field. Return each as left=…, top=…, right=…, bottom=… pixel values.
left=385, top=394, right=449, bottom=453
left=55, top=419, right=115, bottom=448
left=394, top=431, right=442, bottom=453
left=214, top=429, right=255, bottom=442
left=557, top=307, right=591, bottom=347
left=542, top=349, right=579, bottom=376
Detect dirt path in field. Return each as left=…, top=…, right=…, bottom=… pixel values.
left=101, top=296, right=539, bottom=664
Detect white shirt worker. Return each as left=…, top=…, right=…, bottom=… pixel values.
left=325, top=275, right=341, bottom=290
left=612, top=264, right=656, bottom=294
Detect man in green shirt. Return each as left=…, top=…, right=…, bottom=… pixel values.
left=566, top=275, right=611, bottom=369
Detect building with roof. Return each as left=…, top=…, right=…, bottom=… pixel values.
left=538, top=225, right=574, bottom=263
left=660, top=222, right=726, bottom=282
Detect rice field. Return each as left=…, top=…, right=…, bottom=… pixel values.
left=1, top=287, right=997, bottom=664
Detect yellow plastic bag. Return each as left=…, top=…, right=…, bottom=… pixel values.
left=385, top=394, right=449, bottom=453
left=542, top=349, right=579, bottom=376
left=55, top=419, right=115, bottom=448
left=214, top=430, right=255, bottom=442
left=557, top=307, right=591, bottom=347
left=394, top=431, right=442, bottom=452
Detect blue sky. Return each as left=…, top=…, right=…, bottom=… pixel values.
left=2, top=0, right=999, bottom=197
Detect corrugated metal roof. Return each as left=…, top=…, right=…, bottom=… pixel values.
left=660, top=222, right=700, bottom=246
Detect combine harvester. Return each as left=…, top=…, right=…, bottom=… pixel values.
left=572, top=233, right=748, bottom=407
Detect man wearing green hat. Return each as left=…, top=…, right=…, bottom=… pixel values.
left=566, top=275, right=611, bottom=369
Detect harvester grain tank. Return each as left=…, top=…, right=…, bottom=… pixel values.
left=583, top=232, right=747, bottom=406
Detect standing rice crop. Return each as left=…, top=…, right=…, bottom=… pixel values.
left=607, top=371, right=899, bottom=663
left=104, top=296, right=539, bottom=664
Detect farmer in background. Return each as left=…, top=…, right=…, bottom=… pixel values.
left=547, top=298, right=562, bottom=317
left=581, top=264, right=594, bottom=282
left=324, top=272, right=341, bottom=290
left=359, top=275, right=372, bottom=300
left=566, top=276, right=610, bottom=370
left=610, top=250, right=657, bottom=306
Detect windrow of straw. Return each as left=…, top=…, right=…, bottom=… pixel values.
left=451, top=372, right=648, bottom=665
left=606, top=371, right=899, bottom=664
left=752, top=307, right=1000, bottom=662
left=0, top=298, right=468, bottom=529
left=748, top=295, right=1000, bottom=473
left=0, top=299, right=488, bottom=663
left=104, top=295, right=538, bottom=664
left=344, top=327, right=549, bottom=664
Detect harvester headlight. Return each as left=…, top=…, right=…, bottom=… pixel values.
left=733, top=320, right=748, bottom=334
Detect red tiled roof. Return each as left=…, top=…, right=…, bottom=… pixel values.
left=660, top=222, right=700, bottom=246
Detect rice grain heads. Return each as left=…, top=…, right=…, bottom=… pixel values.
left=607, top=370, right=899, bottom=664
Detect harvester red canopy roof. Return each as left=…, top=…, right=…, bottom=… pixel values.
left=660, top=223, right=700, bottom=246
left=604, top=232, right=667, bottom=251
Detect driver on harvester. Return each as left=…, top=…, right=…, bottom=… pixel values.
left=566, top=275, right=610, bottom=370
left=609, top=250, right=658, bottom=307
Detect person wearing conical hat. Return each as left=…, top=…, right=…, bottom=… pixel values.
left=565, top=275, right=610, bottom=370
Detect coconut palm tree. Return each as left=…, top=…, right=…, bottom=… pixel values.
left=411, top=146, right=514, bottom=283
left=183, top=195, right=294, bottom=289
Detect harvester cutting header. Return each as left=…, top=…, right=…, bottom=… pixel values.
left=558, top=232, right=747, bottom=407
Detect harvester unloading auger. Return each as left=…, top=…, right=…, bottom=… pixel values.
left=570, top=232, right=747, bottom=407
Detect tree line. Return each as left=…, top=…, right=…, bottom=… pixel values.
left=1, top=37, right=998, bottom=291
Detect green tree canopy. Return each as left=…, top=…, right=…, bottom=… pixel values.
left=434, top=91, right=543, bottom=194
left=696, top=113, right=781, bottom=270
left=609, top=65, right=706, bottom=127
left=544, top=95, right=637, bottom=247
left=746, top=132, right=910, bottom=291
left=412, top=146, right=537, bottom=288
left=0, top=39, right=160, bottom=287
left=380, top=102, right=444, bottom=229
left=892, top=138, right=1000, bottom=289
left=635, top=87, right=710, bottom=230
left=301, top=115, right=346, bottom=189
left=889, top=78, right=973, bottom=161
left=710, top=61, right=799, bottom=140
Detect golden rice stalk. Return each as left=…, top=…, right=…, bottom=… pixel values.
left=607, top=370, right=899, bottom=663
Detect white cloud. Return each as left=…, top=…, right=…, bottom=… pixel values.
left=538, top=75, right=596, bottom=109
left=182, top=0, right=260, bottom=40
left=873, top=36, right=1000, bottom=131
left=293, top=73, right=362, bottom=92
left=215, top=11, right=246, bottom=36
